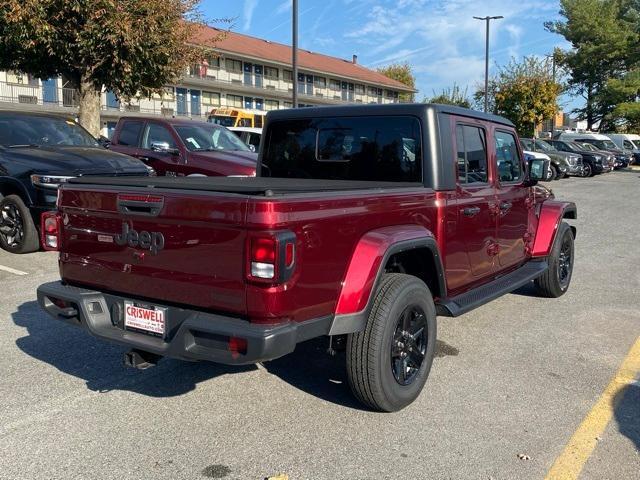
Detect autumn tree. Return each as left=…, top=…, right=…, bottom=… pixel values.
left=477, top=57, right=561, bottom=137
left=0, top=0, right=226, bottom=136
left=377, top=63, right=416, bottom=101
left=545, top=0, right=639, bottom=129
left=427, top=84, right=471, bottom=108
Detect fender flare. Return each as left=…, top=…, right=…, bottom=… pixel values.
left=328, top=225, right=445, bottom=336
left=0, top=176, right=33, bottom=205
left=532, top=200, right=577, bottom=257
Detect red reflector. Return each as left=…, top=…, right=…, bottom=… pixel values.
left=252, top=237, right=276, bottom=263
left=285, top=242, right=295, bottom=267
left=118, top=194, right=163, bottom=203
left=228, top=336, right=247, bottom=358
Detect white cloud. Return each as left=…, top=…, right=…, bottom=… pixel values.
left=243, top=0, right=258, bottom=31
left=276, top=0, right=291, bottom=15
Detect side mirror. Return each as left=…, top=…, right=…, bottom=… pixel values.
left=524, top=158, right=549, bottom=186
left=151, top=141, right=179, bottom=155
left=98, top=135, right=111, bottom=148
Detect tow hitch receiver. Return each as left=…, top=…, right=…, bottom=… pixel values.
left=123, top=349, right=162, bottom=370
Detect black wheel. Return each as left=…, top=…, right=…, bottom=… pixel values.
left=534, top=222, right=574, bottom=298
left=551, top=165, right=562, bottom=180
left=346, top=273, right=437, bottom=412
left=582, top=163, right=594, bottom=177
left=544, top=164, right=557, bottom=181
left=0, top=195, right=40, bottom=254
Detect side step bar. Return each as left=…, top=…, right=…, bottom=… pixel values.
left=436, top=260, right=548, bottom=317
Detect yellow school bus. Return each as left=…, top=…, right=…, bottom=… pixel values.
left=207, top=108, right=266, bottom=128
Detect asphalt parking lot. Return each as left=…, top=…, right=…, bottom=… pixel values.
left=1, top=171, right=639, bottom=480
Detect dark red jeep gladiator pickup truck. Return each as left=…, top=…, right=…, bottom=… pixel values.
left=37, top=104, right=576, bottom=412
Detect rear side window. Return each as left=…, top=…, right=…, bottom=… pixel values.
left=142, top=123, right=177, bottom=149
left=455, top=125, right=488, bottom=184
left=494, top=131, right=523, bottom=182
left=118, top=121, right=143, bottom=146
left=262, top=116, right=422, bottom=182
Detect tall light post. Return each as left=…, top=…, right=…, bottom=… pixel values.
left=473, top=15, right=503, bottom=113
left=292, top=0, right=299, bottom=108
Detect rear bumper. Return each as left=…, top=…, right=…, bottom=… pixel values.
left=37, top=281, right=330, bottom=365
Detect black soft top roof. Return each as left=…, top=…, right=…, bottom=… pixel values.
left=265, top=103, right=515, bottom=128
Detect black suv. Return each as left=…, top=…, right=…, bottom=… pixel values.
left=0, top=111, right=149, bottom=253
left=548, top=140, right=607, bottom=177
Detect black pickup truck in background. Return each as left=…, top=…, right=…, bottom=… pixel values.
left=0, top=111, right=150, bottom=253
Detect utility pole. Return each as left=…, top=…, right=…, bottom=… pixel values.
left=292, top=0, right=298, bottom=108
left=545, top=52, right=557, bottom=82
left=473, top=15, right=503, bottom=113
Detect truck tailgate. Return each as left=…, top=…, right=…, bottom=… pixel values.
left=57, top=186, right=249, bottom=315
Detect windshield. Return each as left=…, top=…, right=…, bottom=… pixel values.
left=209, top=115, right=236, bottom=128
left=174, top=124, right=250, bottom=152
left=567, top=142, right=587, bottom=152
left=595, top=139, right=617, bottom=149
left=534, top=140, right=552, bottom=151
left=520, top=139, right=533, bottom=150
left=580, top=143, right=598, bottom=151
left=0, top=114, right=99, bottom=147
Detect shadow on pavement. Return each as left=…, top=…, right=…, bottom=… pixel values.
left=510, top=282, right=539, bottom=298
left=614, top=383, right=640, bottom=451
left=13, top=300, right=458, bottom=409
left=12, top=300, right=254, bottom=397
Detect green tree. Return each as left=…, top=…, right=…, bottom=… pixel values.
left=545, top=0, right=639, bottom=129
left=377, top=63, right=416, bottom=101
left=600, top=69, right=640, bottom=131
left=0, top=0, right=226, bottom=136
left=427, top=84, right=471, bottom=108
left=476, top=57, right=561, bottom=137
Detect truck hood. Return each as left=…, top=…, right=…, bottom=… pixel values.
left=3, top=146, right=148, bottom=175
left=190, top=150, right=258, bottom=170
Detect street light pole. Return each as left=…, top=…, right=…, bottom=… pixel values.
left=473, top=15, right=503, bottom=113
left=292, top=0, right=299, bottom=108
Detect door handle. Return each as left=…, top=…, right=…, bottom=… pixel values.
left=499, top=201, right=512, bottom=211
left=137, top=156, right=150, bottom=162
left=461, top=206, right=481, bottom=217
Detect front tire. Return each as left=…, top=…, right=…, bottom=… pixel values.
left=544, top=164, right=557, bottom=181
left=534, top=221, right=574, bottom=298
left=346, top=273, right=437, bottom=412
left=0, top=195, right=40, bottom=254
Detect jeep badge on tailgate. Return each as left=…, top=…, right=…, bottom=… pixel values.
left=114, top=223, right=165, bottom=255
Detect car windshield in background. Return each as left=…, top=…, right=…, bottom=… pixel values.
left=174, top=125, right=250, bottom=152
left=262, top=116, right=422, bottom=182
left=535, top=140, right=553, bottom=151
left=580, top=143, right=599, bottom=152
left=568, top=142, right=588, bottom=152
left=0, top=114, right=98, bottom=147
left=520, top=139, right=534, bottom=150
left=592, top=139, right=617, bottom=150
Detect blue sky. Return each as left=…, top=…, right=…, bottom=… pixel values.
left=201, top=0, right=576, bottom=109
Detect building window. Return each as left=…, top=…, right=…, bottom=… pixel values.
left=6, top=71, right=36, bottom=85
left=265, top=99, right=279, bottom=110
left=355, top=84, right=365, bottom=95
left=207, top=56, right=221, bottom=68
left=227, top=94, right=243, bottom=107
left=244, top=96, right=254, bottom=109
left=283, top=70, right=293, bottom=82
left=202, top=91, right=221, bottom=106
left=162, top=87, right=175, bottom=101
left=329, top=79, right=341, bottom=91
left=284, top=101, right=293, bottom=108
left=225, top=58, right=242, bottom=73
left=314, top=76, right=326, bottom=88
left=264, top=67, right=279, bottom=79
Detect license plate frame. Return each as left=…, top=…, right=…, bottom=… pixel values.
left=123, top=301, right=167, bottom=338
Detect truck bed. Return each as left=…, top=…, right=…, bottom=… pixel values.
left=68, top=176, right=422, bottom=196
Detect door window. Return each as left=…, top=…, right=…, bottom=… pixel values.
left=118, top=121, right=143, bottom=146
left=494, top=131, right=523, bottom=182
left=142, top=123, right=177, bottom=149
left=455, top=125, right=488, bottom=184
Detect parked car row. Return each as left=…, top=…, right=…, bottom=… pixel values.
left=520, top=132, right=636, bottom=182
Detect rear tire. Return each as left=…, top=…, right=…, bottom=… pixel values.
left=551, top=165, right=561, bottom=180
left=544, top=164, right=557, bottom=181
left=346, top=273, right=437, bottom=412
left=0, top=195, right=40, bottom=254
left=534, top=222, right=574, bottom=298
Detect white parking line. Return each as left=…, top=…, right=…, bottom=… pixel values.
left=0, top=264, right=28, bottom=276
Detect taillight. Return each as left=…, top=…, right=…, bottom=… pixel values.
left=247, top=231, right=296, bottom=283
left=41, top=211, right=61, bottom=251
